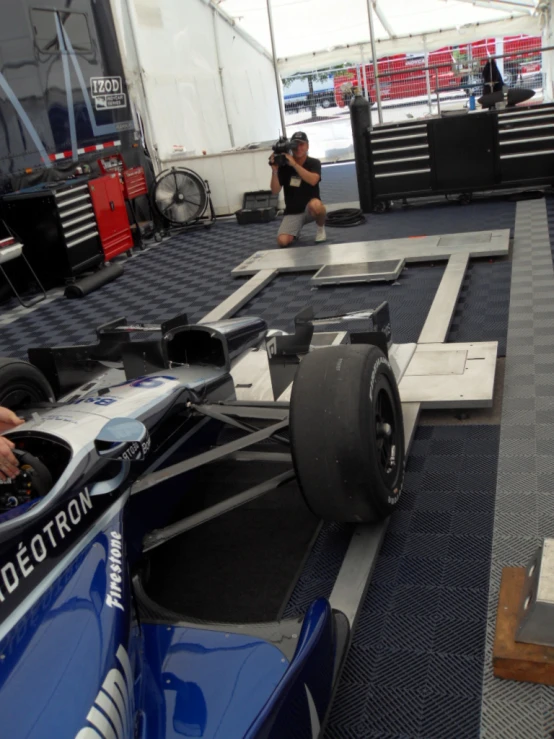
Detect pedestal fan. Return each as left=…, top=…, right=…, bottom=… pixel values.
left=151, top=167, right=215, bottom=233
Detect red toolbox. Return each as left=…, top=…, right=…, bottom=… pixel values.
left=88, top=173, right=134, bottom=261
left=98, top=154, right=153, bottom=247
left=122, top=167, right=148, bottom=200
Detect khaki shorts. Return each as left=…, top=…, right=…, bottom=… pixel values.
left=278, top=205, right=315, bottom=239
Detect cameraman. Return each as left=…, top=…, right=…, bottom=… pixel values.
left=270, top=131, right=326, bottom=247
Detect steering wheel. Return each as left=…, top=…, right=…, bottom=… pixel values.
left=0, top=450, right=53, bottom=512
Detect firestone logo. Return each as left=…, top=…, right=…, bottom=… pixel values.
left=105, top=531, right=124, bottom=612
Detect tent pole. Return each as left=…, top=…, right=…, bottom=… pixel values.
left=213, top=7, right=235, bottom=147
left=366, top=0, right=383, bottom=124
left=361, top=46, right=369, bottom=101
left=265, top=0, right=287, bottom=137
left=423, top=39, right=433, bottom=116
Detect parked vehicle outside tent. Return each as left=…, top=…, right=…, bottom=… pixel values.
left=283, top=74, right=336, bottom=113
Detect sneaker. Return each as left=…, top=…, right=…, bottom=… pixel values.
left=315, top=226, right=327, bottom=243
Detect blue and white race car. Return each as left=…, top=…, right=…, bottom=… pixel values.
left=0, top=306, right=404, bottom=739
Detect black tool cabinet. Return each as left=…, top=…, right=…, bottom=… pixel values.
left=367, top=102, right=554, bottom=209
left=2, top=177, right=104, bottom=287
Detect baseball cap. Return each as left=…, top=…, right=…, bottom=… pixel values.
left=290, top=131, right=308, bottom=143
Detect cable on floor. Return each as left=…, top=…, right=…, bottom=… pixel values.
left=325, top=208, right=366, bottom=227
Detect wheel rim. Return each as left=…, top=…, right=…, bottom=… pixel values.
left=375, top=386, right=398, bottom=482
left=0, top=382, right=48, bottom=411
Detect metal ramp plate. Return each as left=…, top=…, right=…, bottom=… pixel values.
left=398, top=342, right=498, bottom=408
left=406, top=349, right=467, bottom=376
left=437, top=232, right=492, bottom=246
left=311, top=259, right=404, bottom=285
left=232, top=229, right=510, bottom=275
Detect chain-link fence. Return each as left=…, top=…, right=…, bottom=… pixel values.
left=280, top=35, right=548, bottom=163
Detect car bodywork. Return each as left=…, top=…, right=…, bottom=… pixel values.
left=0, top=307, right=395, bottom=738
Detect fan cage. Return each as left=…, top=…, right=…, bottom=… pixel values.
left=152, top=167, right=209, bottom=226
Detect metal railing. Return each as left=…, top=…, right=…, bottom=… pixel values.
left=370, top=44, right=550, bottom=122
left=278, top=42, right=552, bottom=162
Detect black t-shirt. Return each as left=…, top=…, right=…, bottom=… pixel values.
left=278, top=156, right=322, bottom=215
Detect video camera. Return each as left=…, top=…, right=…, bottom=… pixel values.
left=271, top=136, right=299, bottom=167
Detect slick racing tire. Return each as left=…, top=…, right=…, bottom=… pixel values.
left=0, top=358, right=54, bottom=411
left=290, top=344, right=405, bottom=523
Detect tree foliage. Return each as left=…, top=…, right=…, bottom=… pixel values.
left=282, top=63, right=351, bottom=88
left=281, top=64, right=352, bottom=120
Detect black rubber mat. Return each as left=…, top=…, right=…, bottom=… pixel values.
left=146, top=460, right=320, bottom=624
left=308, top=195, right=516, bottom=245
left=237, top=265, right=445, bottom=344
left=235, top=255, right=511, bottom=352
left=0, top=226, right=266, bottom=358
left=447, top=258, right=512, bottom=357
left=283, top=521, right=353, bottom=619
left=0, top=189, right=515, bottom=359
left=321, top=162, right=517, bottom=234
left=322, top=424, right=500, bottom=739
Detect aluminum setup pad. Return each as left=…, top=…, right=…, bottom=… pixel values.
left=231, top=229, right=509, bottom=275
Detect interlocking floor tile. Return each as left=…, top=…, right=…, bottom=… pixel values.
left=481, top=199, right=554, bottom=739
left=325, top=425, right=500, bottom=739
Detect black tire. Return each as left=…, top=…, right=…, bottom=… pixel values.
left=290, top=344, right=405, bottom=523
left=0, top=358, right=54, bottom=411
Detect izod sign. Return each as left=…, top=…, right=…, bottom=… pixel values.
left=91, top=76, right=122, bottom=95
left=90, top=77, right=127, bottom=110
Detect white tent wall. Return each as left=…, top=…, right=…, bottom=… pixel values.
left=110, top=0, right=284, bottom=215
left=111, top=0, right=279, bottom=156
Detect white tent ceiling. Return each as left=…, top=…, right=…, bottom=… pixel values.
left=215, top=0, right=546, bottom=74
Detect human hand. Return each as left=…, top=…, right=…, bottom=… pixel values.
left=0, top=436, right=19, bottom=480
left=284, top=154, right=297, bottom=168
left=269, top=153, right=279, bottom=172
left=0, top=407, right=24, bottom=434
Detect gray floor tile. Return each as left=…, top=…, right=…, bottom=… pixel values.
left=481, top=199, right=554, bottom=738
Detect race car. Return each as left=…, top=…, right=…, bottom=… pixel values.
left=0, top=304, right=404, bottom=739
